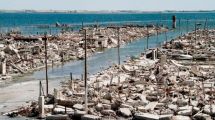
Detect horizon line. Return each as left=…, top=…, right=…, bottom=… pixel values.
left=0, top=9, right=215, bottom=13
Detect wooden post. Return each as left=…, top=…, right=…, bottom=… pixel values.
left=117, top=27, right=121, bottom=65
left=38, top=96, right=45, bottom=118
left=0, top=58, right=6, bottom=75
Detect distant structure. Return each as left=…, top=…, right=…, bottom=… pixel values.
left=172, top=15, right=176, bottom=29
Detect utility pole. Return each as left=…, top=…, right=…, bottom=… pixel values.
left=117, top=27, right=120, bottom=65
left=44, top=33, right=49, bottom=96
left=83, top=29, right=88, bottom=112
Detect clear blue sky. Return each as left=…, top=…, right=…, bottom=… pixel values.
left=0, top=0, right=214, bottom=11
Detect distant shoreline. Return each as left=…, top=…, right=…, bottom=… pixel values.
left=0, top=10, right=215, bottom=14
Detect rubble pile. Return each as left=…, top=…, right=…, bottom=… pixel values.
left=4, top=29, right=215, bottom=119
left=0, top=25, right=167, bottom=80
left=51, top=52, right=215, bottom=120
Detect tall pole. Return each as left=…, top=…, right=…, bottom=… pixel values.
left=39, top=81, right=42, bottom=96
left=117, top=27, right=120, bottom=65
left=82, top=21, right=84, bottom=29
left=44, top=33, right=49, bottom=96
left=204, top=18, right=208, bottom=30
left=146, top=26, right=149, bottom=49
left=165, top=30, right=167, bottom=43
left=204, top=18, right=208, bottom=37
left=156, top=28, right=159, bottom=47
left=195, top=21, right=197, bottom=45
left=186, top=19, right=189, bottom=33
left=84, top=29, right=88, bottom=112
left=206, top=19, right=209, bottom=40
left=179, top=19, right=181, bottom=35
left=172, top=15, right=176, bottom=29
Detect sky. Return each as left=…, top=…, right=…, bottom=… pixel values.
left=0, top=0, right=214, bottom=11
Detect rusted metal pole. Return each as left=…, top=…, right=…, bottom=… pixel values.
left=44, top=33, right=49, bottom=96
left=82, top=21, right=84, bottom=29
left=179, top=19, right=181, bottom=32
left=204, top=18, right=208, bottom=30
left=39, top=81, right=42, bottom=96
left=156, top=27, right=159, bottom=47
left=70, top=72, right=74, bottom=91
left=84, top=29, right=88, bottom=112
left=195, top=21, right=197, bottom=45
left=179, top=19, right=182, bottom=36
left=172, top=15, right=176, bottom=29
left=146, top=26, right=149, bottom=49
left=186, top=19, right=189, bottom=33
left=165, top=30, right=167, bottom=43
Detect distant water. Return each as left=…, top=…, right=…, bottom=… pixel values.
left=1, top=12, right=215, bottom=34
left=1, top=12, right=215, bottom=81
left=1, top=12, right=215, bottom=80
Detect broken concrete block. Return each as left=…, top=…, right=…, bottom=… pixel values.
left=118, top=108, right=132, bottom=117
left=159, top=114, right=173, bottom=120
left=0, top=59, right=6, bottom=75
left=81, top=114, right=102, bottom=120
left=160, top=55, right=167, bottom=66
left=72, top=110, right=87, bottom=118
left=144, top=102, right=158, bottom=111
left=172, top=115, right=191, bottom=120
left=203, top=105, right=215, bottom=115
left=177, top=109, right=192, bottom=116
left=134, top=112, right=159, bottom=120
left=53, top=106, right=74, bottom=114
left=95, top=103, right=104, bottom=112
left=46, top=114, right=70, bottom=120
left=101, top=109, right=116, bottom=116
left=73, top=104, right=84, bottom=110
left=168, top=104, right=178, bottom=111
left=194, top=113, right=212, bottom=120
